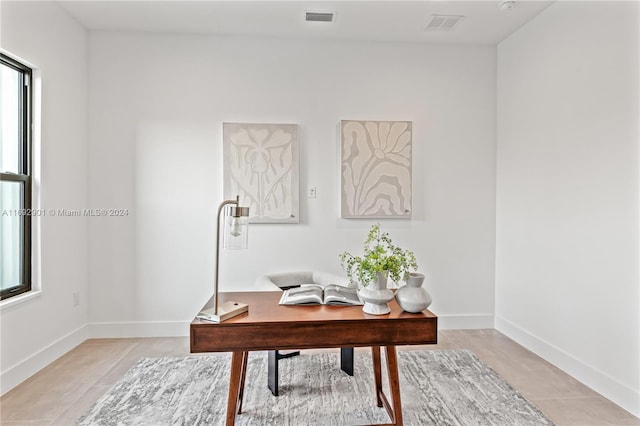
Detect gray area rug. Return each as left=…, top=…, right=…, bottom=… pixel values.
left=78, top=349, right=554, bottom=425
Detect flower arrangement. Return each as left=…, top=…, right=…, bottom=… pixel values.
left=340, top=223, right=418, bottom=287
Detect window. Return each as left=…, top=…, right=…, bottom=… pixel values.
left=1, top=53, right=32, bottom=300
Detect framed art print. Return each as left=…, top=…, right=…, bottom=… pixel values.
left=341, top=120, right=412, bottom=219
left=223, top=123, right=299, bottom=223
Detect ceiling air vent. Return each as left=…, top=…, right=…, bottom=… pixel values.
left=305, top=11, right=335, bottom=23
left=425, top=14, right=464, bottom=32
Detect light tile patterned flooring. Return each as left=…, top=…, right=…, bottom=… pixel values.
left=1, top=330, right=638, bottom=425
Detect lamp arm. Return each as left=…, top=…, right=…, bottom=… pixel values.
left=214, top=196, right=240, bottom=315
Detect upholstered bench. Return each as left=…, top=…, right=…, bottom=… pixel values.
left=254, top=271, right=356, bottom=396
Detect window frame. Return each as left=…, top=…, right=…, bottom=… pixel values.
left=1, top=53, right=32, bottom=301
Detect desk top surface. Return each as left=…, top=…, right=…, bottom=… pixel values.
left=191, top=291, right=436, bottom=325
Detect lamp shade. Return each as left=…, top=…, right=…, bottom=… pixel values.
left=223, top=206, right=249, bottom=250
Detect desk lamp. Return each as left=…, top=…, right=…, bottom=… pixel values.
left=197, top=195, right=250, bottom=322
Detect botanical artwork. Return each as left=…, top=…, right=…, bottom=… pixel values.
left=341, top=120, right=412, bottom=218
left=223, top=123, right=299, bottom=223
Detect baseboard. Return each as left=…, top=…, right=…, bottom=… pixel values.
left=88, top=320, right=190, bottom=338
left=87, top=315, right=494, bottom=337
left=0, top=324, right=89, bottom=396
left=437, top=314, right=494, bottom=330
left=0, top=314, right=490, bottom=397
left=495, top=316, right=640, bottom=418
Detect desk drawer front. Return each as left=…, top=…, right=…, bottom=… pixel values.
left=191, top=318, right=437, bottom=352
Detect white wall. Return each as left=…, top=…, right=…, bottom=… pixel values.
left=0, top=1, right=89, bottom=393
left=88, top=33, right=497, bottom=333
left=496, top=0, right=639, bottom=417
left=2, top=1, right=636, bottom=416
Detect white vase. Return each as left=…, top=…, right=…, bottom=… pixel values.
left=395, top=272, right=432, bottom=313
left=358, top=271, right=394, bottom=315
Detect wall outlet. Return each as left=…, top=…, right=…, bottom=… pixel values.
left=72, top=292, right=80, bottom=307
left=308, top=186, right=317, bottom=198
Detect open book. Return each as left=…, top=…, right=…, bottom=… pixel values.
left=279, top=284, right=363, bottom=306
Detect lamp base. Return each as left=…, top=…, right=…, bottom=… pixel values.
left=197, top=301, right=249, bottom=323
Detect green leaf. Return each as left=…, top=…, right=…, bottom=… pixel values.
left=339, top=223, right=418, bottom=287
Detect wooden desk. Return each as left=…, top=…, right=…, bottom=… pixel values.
left=190, top=292, right=437, bottom=426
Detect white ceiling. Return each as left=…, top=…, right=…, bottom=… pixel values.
left=56, top=1, right=554, bottom=45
